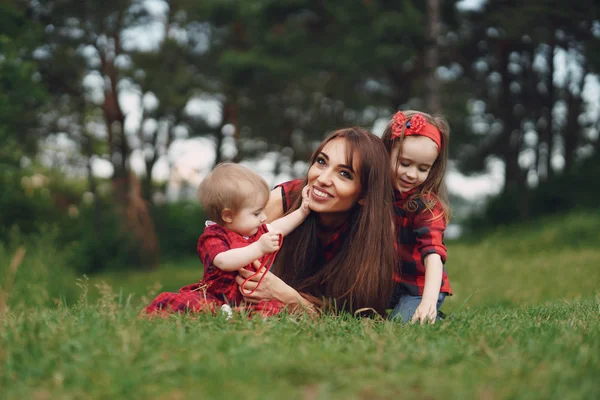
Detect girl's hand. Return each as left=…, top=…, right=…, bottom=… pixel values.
left=300, top=185, right=311, bottom=216
left=236, top=261, right=295, bottom=303
left=411, top=299, right=438, bottom=325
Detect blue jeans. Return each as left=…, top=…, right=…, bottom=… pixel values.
left=390, top=293, right=447, bottom=323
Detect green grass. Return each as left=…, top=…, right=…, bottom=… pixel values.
left=447, top=210, right=600, bottom=311
left=1, top=211, right=600, bottom=399
left=85, top=257, right=202, bottom=307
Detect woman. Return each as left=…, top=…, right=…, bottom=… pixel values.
left=237, top=127, right=397, bottom=316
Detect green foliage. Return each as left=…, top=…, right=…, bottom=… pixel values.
left=0, top=229, right=78, bottom=310
left=467, top=155, right=600, bottom=229
left=0, top=2, right=49, bottom=165
left=0, top=169, right=153, bottom=274
left=151, top=202, right=207, bottom=260
left=0, top=170, right=57, bottom=239
left=0, top=166, right=209, bottom=274
left=62, top=204, right=144, bottom=275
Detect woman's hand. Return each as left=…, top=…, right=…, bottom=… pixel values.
left=236, top=261, right=295, bottom=304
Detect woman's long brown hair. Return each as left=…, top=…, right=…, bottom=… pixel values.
left=271, top=128, right=397, bottom=316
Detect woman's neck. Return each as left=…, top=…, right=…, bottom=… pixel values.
left=316, top=212, right=348, bottom=233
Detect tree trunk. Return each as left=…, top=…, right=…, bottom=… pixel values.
left=100, top=43, right=159, bottom=269
left=425, top=0, right=441, bottom=114
left=213, top=95, right=239, bottom=167
left=539, top=35, right=555, bottom=182
left=273, top=122, right=294, bottom=178
left=499, top=42, right=517, bottom=192
left=213, top=123, right=225, bottom=168
left=83, top=131, right=102, bottom=230
left=143, top=155, right=158, bottom=203
left=230, top=95, right=241, bottom=163
left=498, top=40, right=528, bottom=219
left=562, top=74, right=585, bottom=173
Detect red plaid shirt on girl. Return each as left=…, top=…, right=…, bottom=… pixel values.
left=393, top=188, right=452, bottom=296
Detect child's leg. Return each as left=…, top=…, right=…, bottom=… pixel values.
left=390, top=293, right=447, bottom=323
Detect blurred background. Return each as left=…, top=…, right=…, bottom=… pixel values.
left=1, top=0, right=599, bottom=290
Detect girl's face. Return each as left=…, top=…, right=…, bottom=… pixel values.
left=307, top=138, right=362, bottom=216
left=390, top=135, right=439, bottom=193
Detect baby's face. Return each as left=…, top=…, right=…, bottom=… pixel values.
left=228, top=198, right=268, bottom=237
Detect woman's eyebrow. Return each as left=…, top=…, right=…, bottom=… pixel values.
left=321, top=151, right=354, bottom=171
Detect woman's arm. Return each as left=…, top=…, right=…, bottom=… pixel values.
left=235, top=265, right=316, bottom=311
left=264, top=187, right=285, bottom=223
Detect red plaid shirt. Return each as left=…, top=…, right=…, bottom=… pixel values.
left=393, top=188, right=452, bottom=297
left=143, top=223, right=285, bottom=317
left=277, top=179, right=349, bottom=264
left=197, top=223, right=271, bottom=304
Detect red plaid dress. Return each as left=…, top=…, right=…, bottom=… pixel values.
left=143, top=223, right=285, bottom=317
left=392, top=188, right=452, bottom=297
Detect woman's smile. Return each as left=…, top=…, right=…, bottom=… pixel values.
left=311, top=186, right=332, bottom=201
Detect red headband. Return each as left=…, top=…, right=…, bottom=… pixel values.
left=391, top=111, right=442, bottom=150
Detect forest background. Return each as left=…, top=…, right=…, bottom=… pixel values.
left=1, top=0, right=599, bottom=277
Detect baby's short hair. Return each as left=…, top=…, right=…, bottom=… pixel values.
left=197, top=163, right=270, bottom=225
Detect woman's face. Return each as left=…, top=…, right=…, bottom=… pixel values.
left=307, top=138, right=363, bottom=216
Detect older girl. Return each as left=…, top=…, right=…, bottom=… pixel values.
left=382, top=110, right=452, bottom=324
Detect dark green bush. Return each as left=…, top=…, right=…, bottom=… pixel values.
left=151, top=202, right=206, bottom=260
left=0, top=170, right=58, bottom=240
left=466, top=153, right=600, bottom=232
left=62, top=204, right=143, bottom=274
left=0, top=170, right=147, bottom=274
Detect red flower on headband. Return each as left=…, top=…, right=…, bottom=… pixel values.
left=407, top=114, right=426, bottom=133
left=391, top=111, right=407, bottom=139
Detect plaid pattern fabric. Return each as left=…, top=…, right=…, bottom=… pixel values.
left=198, top=223, right=270, bottom=304
left=277, top=179, right=305, bottom=215
left=143, top=283, right=285, bottom=317
left=392, top=188, right=452, bottom=297
left=144, top=224, right=286, bottom=317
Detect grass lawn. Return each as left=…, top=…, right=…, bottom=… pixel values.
left=1, top=211, right=599, bottom=399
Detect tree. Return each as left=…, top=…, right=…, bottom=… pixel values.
left=452, top=0, right=599, bottom=220
left=31, top=0, right=161, bottom=268
left=0, top=1, right=48, bottom=167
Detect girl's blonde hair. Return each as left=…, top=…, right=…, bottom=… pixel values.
left=381, top=110, right=451, bottom=223
left=197, top=163, right=269, bottom=225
